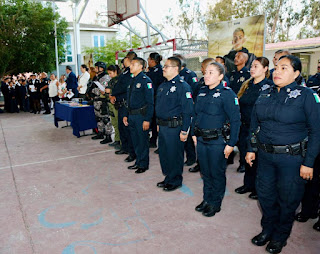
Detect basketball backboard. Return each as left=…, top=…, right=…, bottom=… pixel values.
left=107, top=0, right=140, bottom=27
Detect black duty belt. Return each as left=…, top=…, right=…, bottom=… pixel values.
left=194, top=127, right=223, bottom=141
left=157, top=117, right=182, bottom=128
left=128, top=105, right=147, bottom=115
left=114, top=99, right=126, bottom=108
left=258, top=139, right=307, bottom=157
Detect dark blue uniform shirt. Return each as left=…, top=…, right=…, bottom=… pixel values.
left=250, top=81, right=320, bottom=167
left=155, top=74, right=194, bottom=132
left=227, top=66, right=250, bottom=94
left=146, top=64, right=165, bottom=95
left=112, top=67, right=132, bottom=101
left=127, top=71, right=154, bottom=122
left=192, top=82, right=241, bottom=147
left=179, top=67, right=198, bottom=94
left=239, top=78, right=272, bottom=124
left=306, top=73, right=320, bottom=91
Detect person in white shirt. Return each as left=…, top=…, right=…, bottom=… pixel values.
left=58, top=75, right=67, bottom=100
left=78, top=64, right=90, bottom=99
left=49, top=73, right=59, bottom=110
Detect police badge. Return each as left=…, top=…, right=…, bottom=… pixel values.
left=136, top=83, right=141, bottom=88
left=288, top=89, right=301, bottom=99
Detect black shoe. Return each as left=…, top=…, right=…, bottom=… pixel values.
left=157, top=181, right=165, bottom=188
left=114, top=144, right=121, bottom=150
left=251, top=232, right=271, bottom=246
left=115, top=150, right=128, bottom=155
left=124, top=155, right=136, bottom=162
left=149, top=142, right=157, bottom=148
left=163, top=184, right=182, bottom=192
left=43, top=111, right=51, bottom=114
left=294, top=212, right=318, bottom=222
left=92, top=133, right=104, bottom=140
left=195, top=201, right=208, bottom=212
left=128, top=164, right=138, bottom=170
left=235, top=185, right=253, bottom=194
left=184, top=160, right=196, bottom=166
left=109, top=141, right=120, bottom=147
left=100, top=135, right=112, bottom=144
left=135, top=167, right=148, bottom=174
left=202, top=205, right=221, bottom=217
left=189, top=163, right=200, bottom=173
left=266, top=240, right=287, bottom=254
left=154, top=148, right=159, bottom=154
left=313, top=218, right=320, bottom=231
left=249, top=191, right=258, bottom=200
left=237, top=164, right=245, bottom=173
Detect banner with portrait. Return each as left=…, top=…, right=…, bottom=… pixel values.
left=208, top=15, right=265, bottom=73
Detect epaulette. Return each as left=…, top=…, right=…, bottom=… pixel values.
left=180, top=80, right=184, bottom=82
left=223, top=86, right=231, bottom=90
left=143, top=76, right=146, bottom=79
left=186, top=69, right=191, bottom=73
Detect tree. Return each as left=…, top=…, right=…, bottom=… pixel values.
left=0, top=0, right=68, bottom=76
left=82, top=34, right=141, bottom=65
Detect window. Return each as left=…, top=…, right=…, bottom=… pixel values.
left=60, top=33, right=73, bottom=63
left=93, top=35, right=105, bottom=47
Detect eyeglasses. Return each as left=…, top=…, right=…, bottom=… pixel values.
left=163, top=65, right=177, bottom=69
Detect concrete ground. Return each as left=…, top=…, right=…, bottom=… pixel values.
left=0, top=112, right=319, bottom=254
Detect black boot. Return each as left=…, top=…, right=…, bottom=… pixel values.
left=100, top=135, right=112, bottom=144
left=91, top=132, right=104, bottom=140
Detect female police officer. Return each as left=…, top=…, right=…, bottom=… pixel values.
left=247, top=55, right=320, bottom=253
left=235, top=57, right=272, bottom=199
left=192, top=62, right=241, bottom=217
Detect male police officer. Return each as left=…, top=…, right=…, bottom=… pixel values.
left=156, top=56, right=194, bottom=191
left=174, top=54, right=198, bottom=166
left=306, top=61, right=320, bottom=92
left=123, top=57, right=154, bottom=173
left=112, top=52, right=137, bottom=163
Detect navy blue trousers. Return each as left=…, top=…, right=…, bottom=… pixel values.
left=238, top=124, right=249, bottom=166
left=197, top=140, right=226, bottom=208
left=256, top=150, right=306, bottom=242
left=128, top=114, right=149, bottom=168
left=118, top=106, right=134, bottom=156
left=184, top=133, right=196, bottom=163
left=158, top=126, right=184, bottom=186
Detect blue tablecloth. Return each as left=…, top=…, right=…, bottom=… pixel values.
left=54, top=102, right=97, bottom=137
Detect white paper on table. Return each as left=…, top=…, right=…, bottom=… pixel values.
left=94, top=81, right=105, bottom=91
left=29, top=84, right=36, bottom=92
left=66, top=91, right=74, bottom=99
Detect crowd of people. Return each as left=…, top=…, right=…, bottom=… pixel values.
left=1, top=50, right=320, bottom=254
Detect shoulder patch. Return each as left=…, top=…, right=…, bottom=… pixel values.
left=313, top=93, right=320, bottom=103
left=147, top=83, right=152, bottom=89
left=234, top=98, right=239, bottom=105
left=186, top=92, right=192, bottom=99
left=192, top=77, right=198, bottom=83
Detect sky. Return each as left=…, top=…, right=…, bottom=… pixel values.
left=55, top=0, right=208, bottom=40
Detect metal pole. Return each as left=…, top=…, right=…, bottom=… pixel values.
left=52, top=2, right=59, bottom=78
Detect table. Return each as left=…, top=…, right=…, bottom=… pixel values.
left=54, top=102, right=97, bottom=138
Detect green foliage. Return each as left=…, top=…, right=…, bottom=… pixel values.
left=82, top=34, right=141, bottom=65
left=0, top=0, right=68, bottom=76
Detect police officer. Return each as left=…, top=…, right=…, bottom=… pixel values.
left=123, top=57, right=154, bottom=173
left=235, top=57, right=272, bottom=200
left=227, top=51, right=251, bottom=171
left=112, top=52, right=137, bottom=163
left=247, top=55, right=320, bottom=253
left=156, top=56, right=193, bottom=191
left=269, top=50, right=291, bottom=81
left=39, top=72, right=51, bottom=114
left=192, top=62, right=240, bottom=217
left=146, top=52, right=165, bottom=149
left=306, top=61, right=320, bottom=92
left=91, top=61, right=113, bottom=144
left=28, top=74, right=41, bottom=114
left=189, top=57, right=215, bottom=173
left=65, top=66, right=78, bottom=98
left=174, top=53, right=198, bottom=166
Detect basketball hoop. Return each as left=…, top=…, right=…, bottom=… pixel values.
left=107, top=11, right=124, bottom=25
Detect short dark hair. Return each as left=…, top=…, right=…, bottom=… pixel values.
left=81, top=64, right=88, bottom=71
left=208, top=62, right=225, bottom=77
left=215, top=56, right=225, bottom=64
left=107, top=65, right=121, bottom=75
left=173, top=54, right=186, bottom=67
left=132, top=57, right=146, bottom=69
left=275, top=49, right=291, bottom=55
left=149, top=52, right=162, bottom=64
left=66, top=65, right=72, bottom=71
left=167, top=56, right=182, bottom=71
left=126, top=51, right=137, bottom=61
